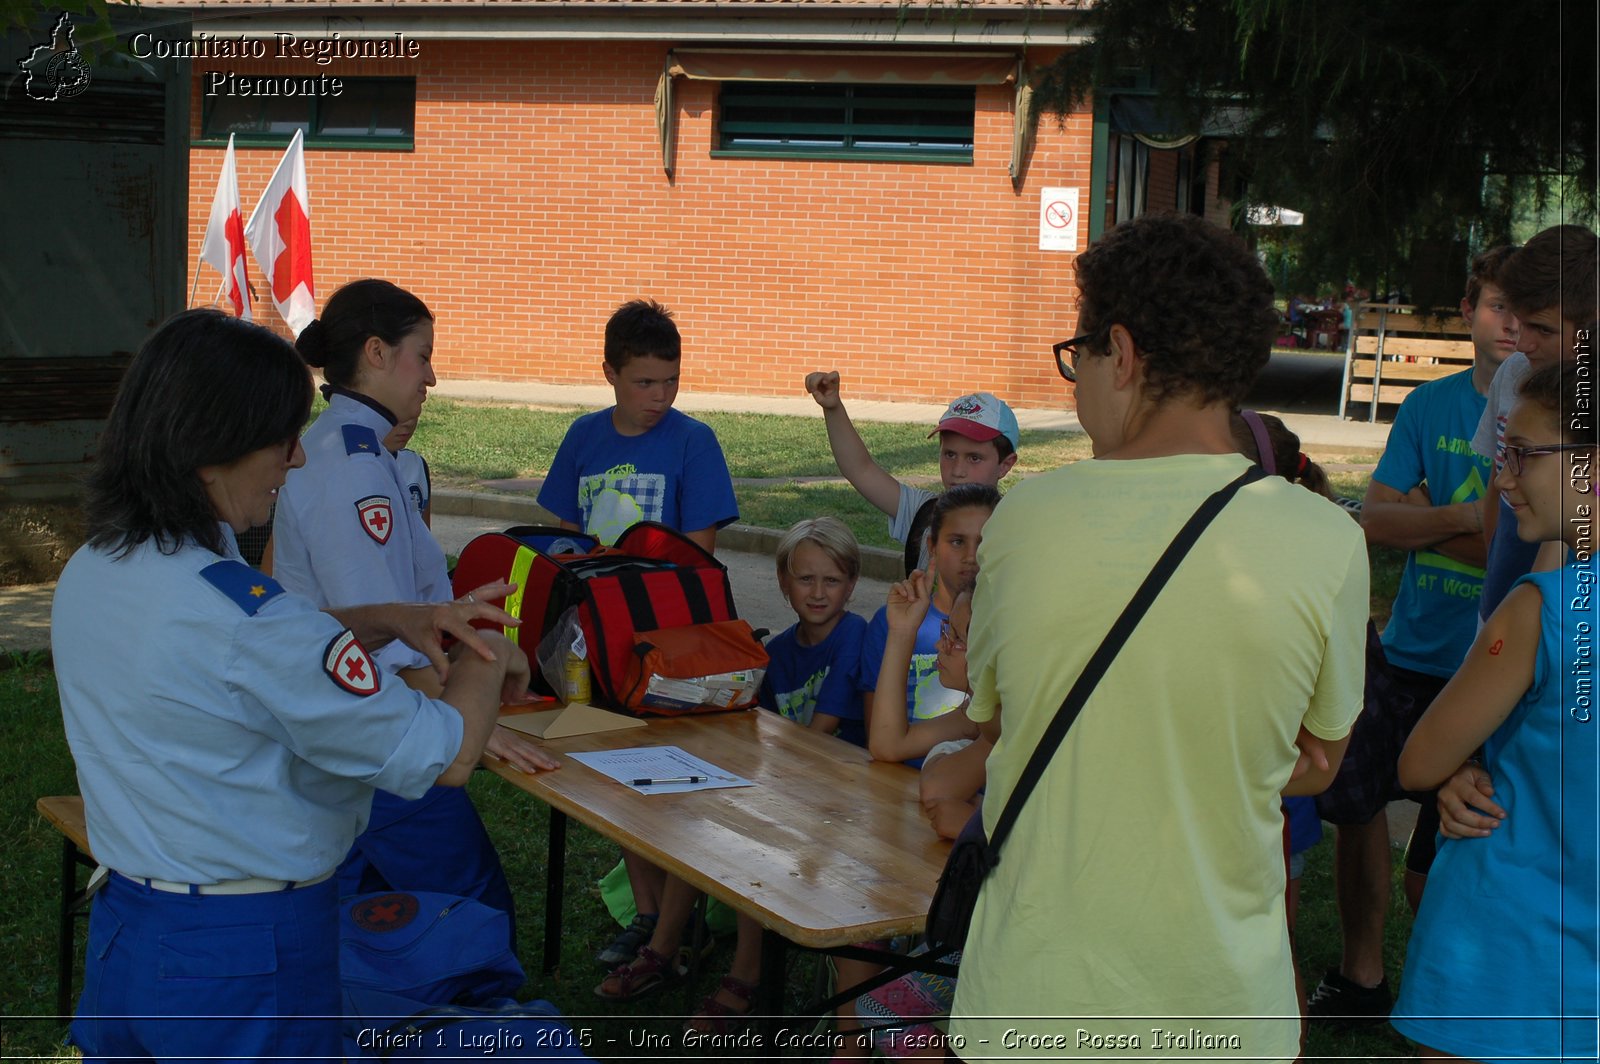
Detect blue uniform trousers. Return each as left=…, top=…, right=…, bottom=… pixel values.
left=337, top=785, right=516, bottom=948
left=71, top=873, right=342, bottom=1063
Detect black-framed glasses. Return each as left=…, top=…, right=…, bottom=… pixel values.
left=938, top=618, right=967, bottom=651
left=1052, top=331, right=1104, bottom=383
left=1502, top=442, right=1594, bottom=477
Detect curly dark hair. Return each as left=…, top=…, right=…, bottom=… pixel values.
left=86, top=310, right=312, bottom=558
left=1073, top=214, right=1279, bottom=408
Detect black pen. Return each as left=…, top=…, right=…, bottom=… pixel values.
left=631, top=775, right=708, bottom=786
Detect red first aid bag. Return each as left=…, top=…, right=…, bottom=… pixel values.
left=616, top=619, right=770, bottom=716
left=451, top=523, right=740, bottom=712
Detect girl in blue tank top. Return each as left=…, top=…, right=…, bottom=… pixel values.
left=1391, top=364, right=1598, bottom=1062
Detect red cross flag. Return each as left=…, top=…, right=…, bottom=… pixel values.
left=198, top=134, right=252, bottom=319
left=245, top=128, right=316, bottom=337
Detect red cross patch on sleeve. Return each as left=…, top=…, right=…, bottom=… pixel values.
left=356, top=495, right=393, bottom=545
left=324, top=629, right=380, bottom=696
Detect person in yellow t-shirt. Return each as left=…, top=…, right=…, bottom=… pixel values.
left=948, top=215, right=1367, bottom=1063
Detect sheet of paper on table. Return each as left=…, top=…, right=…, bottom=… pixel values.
left=569, top=745, right=753, bottom=794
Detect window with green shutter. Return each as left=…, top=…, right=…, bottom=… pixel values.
left=197, top=77, right=415, bottom=150
left=715, top=82, right=975, bottom=163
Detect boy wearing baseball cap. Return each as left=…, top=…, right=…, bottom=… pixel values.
left=804, top=371, right=1020, bottom=573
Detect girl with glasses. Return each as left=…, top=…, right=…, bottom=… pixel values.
left=1392, top=362, right=1598, bottom=1062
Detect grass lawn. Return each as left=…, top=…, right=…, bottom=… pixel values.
left=3, top=399, right=1412, bottom=1060
left=4, top=661, right=1418, bottom=1062
left=407, top=399, right=1394, bottom=602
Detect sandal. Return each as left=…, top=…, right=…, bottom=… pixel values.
left=595, top=913, right=657, bottom=968
left=594, top=945, right=675, bottom=1001
left=684, top=975, right=757, bottom=1036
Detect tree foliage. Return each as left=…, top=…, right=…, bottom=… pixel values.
left=4, top=0, right=130, bottom=61
left=1038, top=0, right=1597, bottom=304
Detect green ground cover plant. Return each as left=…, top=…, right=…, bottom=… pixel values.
left=406, top=397, right=1384, bottom=560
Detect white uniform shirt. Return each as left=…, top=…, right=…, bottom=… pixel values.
left=394, top=448, right=431, bottom=519
left=51, top=525, right=463, bottom=884
left=273, top=392, right=451, bottom=673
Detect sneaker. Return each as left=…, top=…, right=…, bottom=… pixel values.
left=596, top=913, right=657, bottom=968
left=1307, top=968, right=1392, bottom=1027
left=1334, top=495, right=1364, bottom=518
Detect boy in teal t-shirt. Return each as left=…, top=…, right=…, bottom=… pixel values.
left=1370, top=372, right=1492, bottom=674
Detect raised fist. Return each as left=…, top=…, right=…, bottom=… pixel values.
left=804, top=370, right=842, bottom=410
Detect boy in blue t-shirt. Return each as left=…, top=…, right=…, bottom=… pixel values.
left=543, top=300, right=738, bottom=980
left=669, top=518, right=872, bottom=1034
left=759, top=517, right=868, bottom=746
left=538, top=299, right=737, bottom=550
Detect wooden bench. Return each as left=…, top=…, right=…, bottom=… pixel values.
left=35, top=795, right=95, bottom=1019
left=1339, top=303, right=1475, bottom=422
left=0, top=356, right=130, bottom=423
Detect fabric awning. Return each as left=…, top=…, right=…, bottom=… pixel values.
left=668, top=49, right=1018, bottom=85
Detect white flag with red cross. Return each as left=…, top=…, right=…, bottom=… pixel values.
left=245, top=128, right=316, bottom=337
left=198, top=134, right=252, bottom=319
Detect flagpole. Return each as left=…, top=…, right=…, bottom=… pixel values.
left=187, top=265, right=203, bottom=309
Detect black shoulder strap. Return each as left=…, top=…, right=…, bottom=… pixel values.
left=903, top=495, right=938, bottom=576
left=987, top=465, right=1266, bottom=856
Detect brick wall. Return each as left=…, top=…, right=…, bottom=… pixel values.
left=188, top=40, right=1092, bottom=410
left=1144, top=148, right=1179, bottom=215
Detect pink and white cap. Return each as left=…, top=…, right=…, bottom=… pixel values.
left=929, top=392, right=1020, bottom=450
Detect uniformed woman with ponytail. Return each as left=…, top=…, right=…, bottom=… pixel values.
left=272, top=279, right=556, bottom=941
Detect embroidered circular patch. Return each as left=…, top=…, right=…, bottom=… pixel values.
left=351, top=892, right=420, bottom=933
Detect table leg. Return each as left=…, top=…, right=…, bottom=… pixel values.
left=758, top=927, right=788, bottom=1044
left=542, top=809, right=567, bottom=975
left=56, top=836, right=75, bottom=1019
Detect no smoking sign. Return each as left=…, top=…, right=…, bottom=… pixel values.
left=1039, top=187, right=1080, bottom=251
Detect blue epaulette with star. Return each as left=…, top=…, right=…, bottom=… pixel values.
left=342, top=424, right=382, bottom=457
left=200, top=561, right=284, bottom=616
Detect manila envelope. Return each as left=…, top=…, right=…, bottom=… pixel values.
left=498, top=701, right=647, bottom=740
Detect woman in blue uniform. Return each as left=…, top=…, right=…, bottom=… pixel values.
left=53, top=309, right=531, bottom=1062
left=272, top=279, right=554, bottom=935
